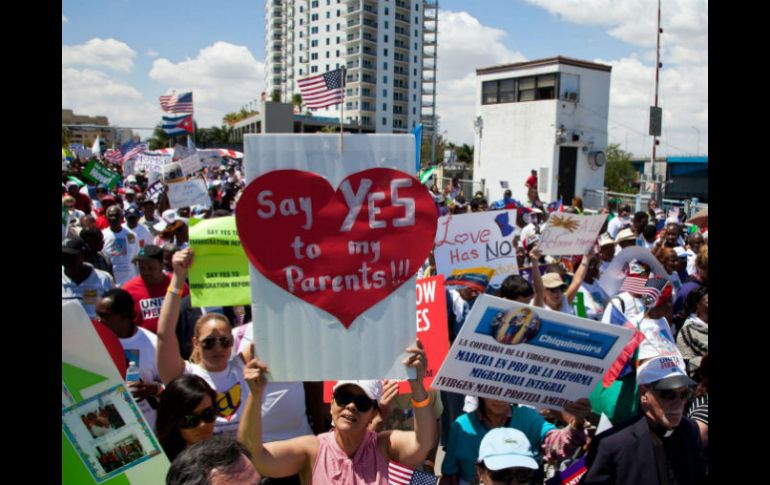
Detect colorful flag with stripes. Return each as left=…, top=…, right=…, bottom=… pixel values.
left=617, top=275, right=649, bottom=296
left=123, top=142, right=148, bottom=162
left=297, top=68, right=345, bottom=109
left=388, top=461, right=437, bottom=485
left=162, top=114, right=194, bottom=135
left=159, top=91, right=194, bottom=113
left=104, top=149, right=123, bottom=165
left=547, top=198, right=564, bottom=213
left=545, top=457, right=587, bottom=485
left=601, top=304, right=645, bottom=387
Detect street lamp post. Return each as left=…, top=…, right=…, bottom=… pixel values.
left=473, top=115, right=483, bottom=168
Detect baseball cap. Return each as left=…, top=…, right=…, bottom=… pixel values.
left=125, top=188, right=136, bottom=195
left=154, top=209, right=189, bottom=232
left=542, top=272, right=566, bottom=289
left=132, top=245, right=164, bottom=263
left=62, top=237, right=86, bottom=255
left=124, top=207, right=141, bottom=219
left=332, top=380, right=383, bottom=401
left=65, top=181, right=79, bottom=190
left=477, top=428, right=539, bottom=471
left=637, top=355, right=695, bottom=390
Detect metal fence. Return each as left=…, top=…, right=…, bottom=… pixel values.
left=583, top=188, right=707, bottom=219
left=440, top=177, right=485, bottom=200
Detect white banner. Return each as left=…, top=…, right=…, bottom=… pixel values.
left=538, top=214, right=608, bottom=256
left=432, top=294, right=634, bottom=411
left=241, top=134, right=421, bottom=381
left=166, top=178, right=210, bottom=208
left=179, top=153, right=203, bottom=176
left=196, top=149, right=224, bottom=167
left=134, top=154, right=169, bottom=175
left=434, top=210, right=520, bottom=287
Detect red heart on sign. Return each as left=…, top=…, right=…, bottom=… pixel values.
left=236, top=168, right=438, bottom=328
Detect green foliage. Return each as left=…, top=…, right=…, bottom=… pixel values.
left=272, top=90, right=281, bottom=102
left=604, top=143, right=639, bottom=193
left=148, top=124, right=172, bottom=150
left=292, top=93, right=302, bottom=107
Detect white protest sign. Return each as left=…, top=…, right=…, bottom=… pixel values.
left=172, top=144, right=194, bottom=161
left=434, top=210, right=520, bottom=287
left=166, top=178, right=210, bottom=208
left=179, top=153, right=203, bottom=176
left=134, top=154, right=169, bottom=175
left=597, top=246, right=671, bottom=297
left=197, top=149, right=224, bottom=167
left=432, top=294, right=634, bottom=411
left=538, top=214, right=607, bottom=256
left=62, top=302, right=169, bottom=484
left=144, top=180, right=164, bottom=203
left=239, top=134, right=431, bottom=381
left=122, top=158, right=136, bottom=176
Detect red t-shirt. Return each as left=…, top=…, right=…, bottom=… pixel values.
left=526, top=175, right=538, bottom=188
left=121, top=273, right=189, bottom=334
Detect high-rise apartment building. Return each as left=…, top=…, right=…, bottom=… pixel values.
left=265, top=0, right=437, bottom=136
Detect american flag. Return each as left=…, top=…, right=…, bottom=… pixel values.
left=104, top=149, right=123, bottom=165
left=388, top=461, right=437, bottom=485
left=159, top=91, right=194, bottom=114
left=297, top=68, right=345, bottom=109
left=123, top=142, right=148, bottom=162
left=618, top=275, right=649, bottom=296
left=641, top=277, right=672, bottom=307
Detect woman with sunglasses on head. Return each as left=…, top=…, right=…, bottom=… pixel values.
left=155, top=374, right=218, bottom=461
left=236, top=341, right=437, bottom=484
left=156, top=247, right=253, bottom=437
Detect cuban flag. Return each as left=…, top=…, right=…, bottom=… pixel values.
left=547, top=198, right=564, bottom=213
left=162, top=114, right=194, bottom=135
left=602, top=304, right=646, bottom=387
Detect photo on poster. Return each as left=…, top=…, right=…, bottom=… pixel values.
left=162, top=162, right=185, bottom=184
left=62, top=384, right=162, bottom=483
left=477, top=306, right=543, bottom=345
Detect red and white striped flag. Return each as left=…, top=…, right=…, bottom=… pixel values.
left=388, top=461, right=437, bottom=485
left=104, top=149, right=123, bottom=165
left=297, top=68, right=345, bottom=110
left=159, top=91, right=194, bottom=113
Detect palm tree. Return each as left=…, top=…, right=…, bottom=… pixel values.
left=148, top=124, right=173, bottom=150
left=292, top=93, right=302, bottom=112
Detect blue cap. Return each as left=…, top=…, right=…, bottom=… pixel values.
left=477, top=428, right=538, bottom=471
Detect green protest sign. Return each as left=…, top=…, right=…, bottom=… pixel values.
left=83, top=160, right=121, bottom=189
left=188, top=216, right=251, bottom=307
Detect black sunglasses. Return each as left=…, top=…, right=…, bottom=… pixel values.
left=179, top=407, right=217, bottom=429
left=333, top=389, right=377, bottom=412
left=200, top=336, right=232, bottom=350
left=656, top=388, right=693, bottom=402
left=489, top=467, right=534, bottom=484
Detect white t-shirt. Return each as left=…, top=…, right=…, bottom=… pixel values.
left=637, top=235, right=655, bottom=250
left=685, top=249, right=698, bottom=275
left=184, top=359, right=249, bottom=437
left=128, top=223, right=154, bottom=249
left=120, top=327, right=161, bottom=429
left=235, top=324, right=314, bottom=442
left=102, top=226, right=140, bottom=286
left=542, top=294, right=575, bottom=316
left=578, top=281, right=610, bottom=320
left=62, top=264, right=115, bottom=318
left=632, top=315, right=686, bottom=371
left=607, top=216, right=630, bottom=239
left=520, top=223, right=539, bottom=247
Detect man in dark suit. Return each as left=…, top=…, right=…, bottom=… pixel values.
left=582, top=355, right=706, bottom=484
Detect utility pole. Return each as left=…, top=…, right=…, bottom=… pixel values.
left=692, top=126, right=701, bottom=155
left=649, top=0, right=663, bottom=205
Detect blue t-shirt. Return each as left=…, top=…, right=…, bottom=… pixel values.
left=441, top=407, right=555, bottom=481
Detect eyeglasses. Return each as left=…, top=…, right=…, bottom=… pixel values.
left=656, top=388, right=693, bottom=402
left=333, top=389, right=377, bottom=412
left=200, top=336, right=233, bottom=350
left=179, top=407, right=217, bottom=429
left=488, top=467, right=534, bottom=484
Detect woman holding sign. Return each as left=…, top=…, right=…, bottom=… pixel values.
left=236, top=343, right=437, bottom=484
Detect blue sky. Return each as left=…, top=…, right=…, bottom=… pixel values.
left=63, top=0, right=708, bottom=157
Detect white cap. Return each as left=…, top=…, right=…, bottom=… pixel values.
left=154, top=209, right=189, bottom=232
left=332, top=380, right=383, bottom=401
left=637, top=355, right=695, bottom=390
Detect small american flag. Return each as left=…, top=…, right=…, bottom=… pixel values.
left=618, top=275, right=649, bottom=296
left=388, top=461, right=437, bottom=485
left=297, top=68, right=345, bottom=109
left=104, top=149, right=123, bottom=165
left=159, top=91, right=194, bottom=114
left=122, top=142, right=148, bottom=162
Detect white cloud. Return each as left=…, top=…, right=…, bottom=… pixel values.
left=62, top=67, right=159, bottom=133
left=146, top=49, right=159, bottom=58
left=433, top=2, right=707, bottom=156
left=149, top=41, right=264, bottom=128
left=62, top=38, right=136, bottom=73
left=435, top=11, right=527, bottom=146
left=62, top=15, right=68, bottom=23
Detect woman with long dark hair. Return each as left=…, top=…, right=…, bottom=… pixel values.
left=155, top=374, right=217, bottom=461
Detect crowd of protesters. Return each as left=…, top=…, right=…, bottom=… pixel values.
left=63, top=151, right=708, bottom=484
